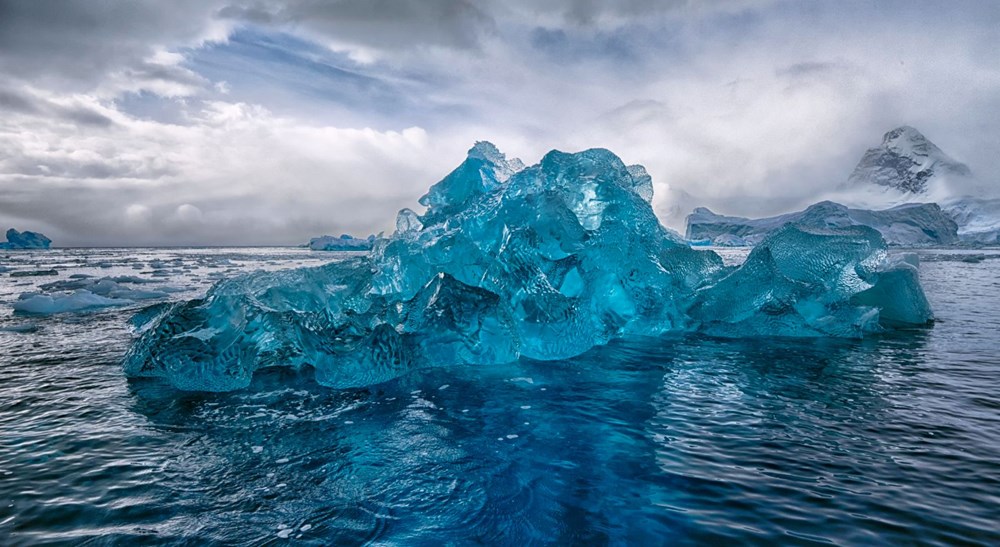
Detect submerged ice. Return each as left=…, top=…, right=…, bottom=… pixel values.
left=124, top=142, right=933, bottom=391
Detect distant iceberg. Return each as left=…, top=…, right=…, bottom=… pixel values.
left=1, top=228, right=52, bottom=249
left=686, top=201, right=959, bottom=247
left=941, top=196, right=1000, bottom=245
left=125, top=143, right=933, bottom=392
left=308, top=234, right=376, bottom=251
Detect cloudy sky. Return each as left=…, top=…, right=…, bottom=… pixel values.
left=1, top=0, right=998, bottom=246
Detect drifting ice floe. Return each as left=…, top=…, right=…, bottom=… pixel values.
left=124, top=142, right=933, bottom=391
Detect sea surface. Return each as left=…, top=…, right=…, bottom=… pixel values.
left=1, top=247, right=998, bottom=545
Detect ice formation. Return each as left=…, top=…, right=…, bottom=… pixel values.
left=308, top=234, right=376, bottom=251
left=686, top=201, right=959, bottom=247
left=124, top=142, right=933, bottom=391
left=14, top=290, right=131, bottom=314
left=13, top=276, right=175, bottom=315
left=1, top=228, right=52, bottom=249
left=942, top=197, right=1000, bottom=245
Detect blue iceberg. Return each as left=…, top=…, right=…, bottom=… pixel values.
left=1, top=228, right=52, bottom=249
left=124, top=142, right=932, bottom=391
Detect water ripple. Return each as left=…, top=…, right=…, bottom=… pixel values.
left=0, top=248, right=999, bottom=545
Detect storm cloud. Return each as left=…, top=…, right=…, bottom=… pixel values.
left=0, top=0, right=998, bottom=245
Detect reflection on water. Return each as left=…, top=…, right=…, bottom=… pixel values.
left=1, top=248, right=999, bottom=545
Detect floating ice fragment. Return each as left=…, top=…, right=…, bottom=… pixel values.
left=14, top=290, right=131, bottom=314
left=689, top=224, right=932, bottom=337
left=124, top=142, right=934, bottom=392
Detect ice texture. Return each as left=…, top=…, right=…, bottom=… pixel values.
left=1, top=228, right=52, bottom=249
left=124, top=143, right=933, bottom=391
left=686, top=201, right=959, bottom=247
left=308, top=234, right=376, bottom=251
left=942, top=196, right=1000, bottom=245
left=14, top=290, right=131, bottom=314
left=689, top=225, right=932, bottom=337
left=12, top=276, right=174, bottom=315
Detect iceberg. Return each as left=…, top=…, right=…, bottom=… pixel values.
left=1, top=228, right=52, bottom=249
left=689, top=225, right=932, bottom=337
left=308, top=234, right=376, bottom=251
left=686, top=201, right=960, bottom=246
left=942, top=196, right=1000, bottom=245
left=124, top=143, right=933, bottom=392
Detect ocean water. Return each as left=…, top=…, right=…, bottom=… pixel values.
left=1, top=247, right=998, bottom=545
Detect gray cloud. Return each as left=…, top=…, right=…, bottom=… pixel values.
left=776, top=61, right=841, bottom=78
left=0, top=88, right=40, bottom=114
left=0, top=85, right=114, bottom=127
left=218, top=0, right=495, bottom=52
left=0, top=0, right=999, bottom=243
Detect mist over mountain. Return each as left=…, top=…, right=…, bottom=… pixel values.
left=848, top=126, right=972, bottom=194
left=683, top=124, right=1000, bottom=245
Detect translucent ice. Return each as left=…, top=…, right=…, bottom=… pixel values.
left=689, top=225, right=932, bottom=337
left=125, top=143, right=933, bottom=391
left=1, top=228, right=52, bottom=249
left=14, top=290, right=131, bottom=314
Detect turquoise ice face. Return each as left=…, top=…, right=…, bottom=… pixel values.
left=124, top=142, right=932, bottom=392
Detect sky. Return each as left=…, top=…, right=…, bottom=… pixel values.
left=1, top=0, right=998, bottom=246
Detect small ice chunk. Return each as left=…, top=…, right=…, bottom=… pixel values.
left=13, top=290, right=131, bottom=314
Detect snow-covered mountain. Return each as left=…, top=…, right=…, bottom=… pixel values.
left=848, top=125, right=972, bottom=194
left=682, top=125, right=999, bottom=246
left=686, top=201, right=959, bottom=247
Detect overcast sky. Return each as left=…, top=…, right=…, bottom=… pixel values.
left=1, top=0, right=998, bottom=245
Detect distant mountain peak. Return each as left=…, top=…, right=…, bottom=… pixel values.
left=848, top=125, right=971, bottom=194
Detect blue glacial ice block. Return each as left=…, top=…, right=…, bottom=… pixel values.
left=123, top=258, right=381, bottom=391
left=372, top=145, right=725, bottom=360
left=688, top=224, right=932, bottom=337
left=124, top=142, right=932, bottom=391
left=1, top=228, right=52, bottom=249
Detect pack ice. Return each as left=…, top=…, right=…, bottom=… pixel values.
left=124, top=142, right=933, bottom=391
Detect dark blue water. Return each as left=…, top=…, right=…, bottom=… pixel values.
left=1, top=248, right=999, bottom=545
